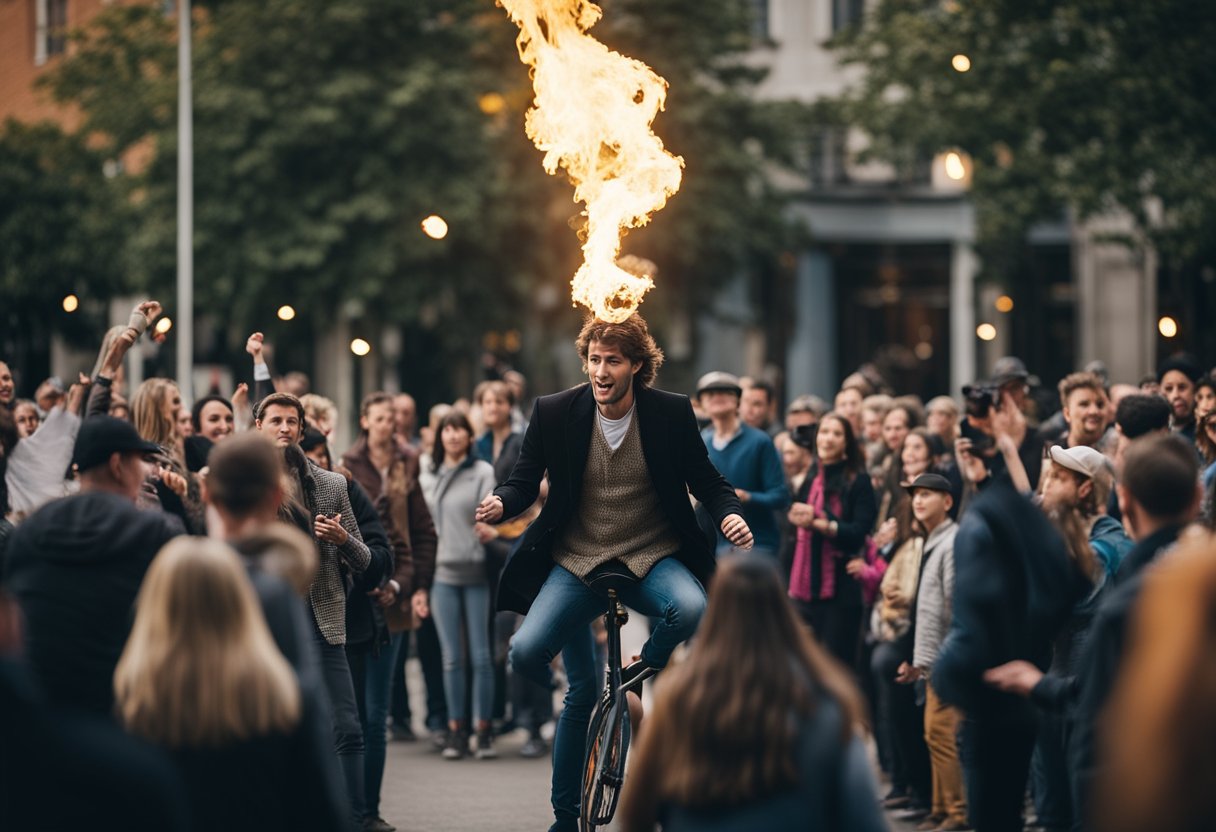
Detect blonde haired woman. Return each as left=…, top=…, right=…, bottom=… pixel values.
left=114, top=537, right=346, bottom=832
left=130, top=378, right=205, bottom=532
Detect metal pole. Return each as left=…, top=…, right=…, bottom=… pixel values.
left=176, top=0, right=194, bottom=400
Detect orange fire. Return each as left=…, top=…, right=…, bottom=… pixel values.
left=499, top=0, right=684, bottom=322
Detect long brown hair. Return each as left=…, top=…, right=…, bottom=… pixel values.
left=619, top=554, right=865, bottom=827
left=1096, top=532, right=1216, bottom=832
left=114, top=537, right=301, bottom=747
left=131, top=377, right=180, bottom=449
left=1044, top=505, right=1100, bottom=584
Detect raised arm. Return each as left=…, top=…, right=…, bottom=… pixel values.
left=246, top=332, right=275, bottom=409
left=87, top=301, right=162, bottom=419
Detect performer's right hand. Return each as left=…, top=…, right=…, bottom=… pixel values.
left=475, top=492, right=504, bottom=523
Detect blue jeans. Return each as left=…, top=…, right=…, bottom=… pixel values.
left=509, top=558, right=707, bottom=826
left=431, top=581, right=495, bottom=725
left=312, top=627, right=366, bottom=826
left=362, top=633, right=402, bottom=818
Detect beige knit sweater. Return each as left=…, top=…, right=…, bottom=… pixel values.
left=552, top=411, right=680, bottom=580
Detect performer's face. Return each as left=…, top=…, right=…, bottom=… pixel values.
left=586, top=340, right=641, bottom=408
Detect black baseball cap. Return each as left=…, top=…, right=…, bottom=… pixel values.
left=903, top=473, right=953, bottom=494
left=71, top=416, right=160, bottom=472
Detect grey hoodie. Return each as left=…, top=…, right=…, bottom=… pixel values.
left=423, top=457, right=497, bottom=586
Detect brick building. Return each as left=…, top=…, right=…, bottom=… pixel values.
left=0, top=0, right=114, bottom=127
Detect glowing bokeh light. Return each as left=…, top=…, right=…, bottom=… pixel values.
left=421, top=215, right=449, bottom=240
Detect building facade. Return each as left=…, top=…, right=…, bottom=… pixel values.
left=696, top=0, right=1161, bottom=405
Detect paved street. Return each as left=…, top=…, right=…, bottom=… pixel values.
left=377, top=660, right=922, bottom=832
left=380, top=728, right=556, bottom=832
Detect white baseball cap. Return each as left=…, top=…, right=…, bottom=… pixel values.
left=1048, top=444, right=1114, bottom=482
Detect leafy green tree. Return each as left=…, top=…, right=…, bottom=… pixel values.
left=0, top=120, right=129, bottom=374
left=41, top=2, right=537, bottom=376
left=824, top=0, right=1216, bottom=275
left=34, top=0, right=813, bottom=394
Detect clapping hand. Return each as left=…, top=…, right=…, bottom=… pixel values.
left=314, top=513, right=349, bottom=546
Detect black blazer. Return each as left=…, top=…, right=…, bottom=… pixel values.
left=493, top=383, right=743, bottom=614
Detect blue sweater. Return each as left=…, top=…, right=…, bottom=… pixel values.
left=701, top=423, right=789, bottom=553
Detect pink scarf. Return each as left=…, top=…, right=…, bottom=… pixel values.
left=789, top=467, right=846, bottom=602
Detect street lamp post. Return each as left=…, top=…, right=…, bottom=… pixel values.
left=176, top=0, right=194, bottom=400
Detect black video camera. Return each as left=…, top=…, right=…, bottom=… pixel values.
left=960, top=380, right=1001, bottom=454
left=962, top=381, right=1001, bottom=419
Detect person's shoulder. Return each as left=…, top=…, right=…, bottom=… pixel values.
left=537, top=385, right=588, bottom=407
left=739, top=423, right=776, bottom=447
left=308, top=461, right=348, bottom=491
left=641, top=386, right=689, bottom=408
left=471, top=458, right=496, bottom=476
left=1095, top=571, right=1143, bottom=620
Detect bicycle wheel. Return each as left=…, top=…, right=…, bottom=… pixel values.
left=580, top=694, right=632, bottom=832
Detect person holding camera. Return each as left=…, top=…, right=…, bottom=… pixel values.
left=956, top=389, right=1035, bottom=499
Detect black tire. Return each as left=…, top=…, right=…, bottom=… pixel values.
left=579, top=694, right=632, bottom=832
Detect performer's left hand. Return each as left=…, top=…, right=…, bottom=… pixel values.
left=720, top=513, right=753, bottom=550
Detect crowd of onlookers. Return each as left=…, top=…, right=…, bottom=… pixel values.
left=2, top=298, right=1216, bottom=832
left=627, top=351, right=1214, bottom=832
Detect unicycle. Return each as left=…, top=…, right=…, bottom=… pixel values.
left=580, top=561, right=645, bottom=832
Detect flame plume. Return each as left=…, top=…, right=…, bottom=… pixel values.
left=499, top=0, right=684, bottom=322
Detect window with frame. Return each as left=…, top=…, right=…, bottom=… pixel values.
left=809, top=127, right=849, bottom=188
left=750, top=0, right=770, bottom=42
left=34, top=0, right=69, bottom=66
left=832, top=0, right=865, bottom=33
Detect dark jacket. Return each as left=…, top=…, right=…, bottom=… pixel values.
left=3, top=491, right=183, bottom=715
left=933, top=480, right=1087, bottom=716
left=476, top=430, right=524, bottom=489
left=226, top=534, right=347, bottom=828
left=165, top=694, right=347, bottom=832
left=343, top=478, right=395, bottom=652
left=654, top=700, right=886, bottom=832
left=0, top=659, right=189, bottom=832
left=1066, top=524, right=1181, bottom=830
left=492, top=384, right=743, bottom=614
left=779, top=460, right=877, bottom=606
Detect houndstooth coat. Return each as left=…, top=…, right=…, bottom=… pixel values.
left=303, top=460, right=371, bottom=645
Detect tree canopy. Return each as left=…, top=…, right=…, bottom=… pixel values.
left=825, top=0, right=1216, bottom=272
left=0, top=120, right=129, bottom=370
left=17, top=0, right=812, bottom=394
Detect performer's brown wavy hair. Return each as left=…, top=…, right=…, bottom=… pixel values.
left=618, top=554, right=865, bottom=828
left=575, top=313, right=664, bottom=389
left=1096, top=530, right=1216, bottom=832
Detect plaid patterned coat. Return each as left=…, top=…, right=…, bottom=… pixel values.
left=304, top=460, right=372, bottom=644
